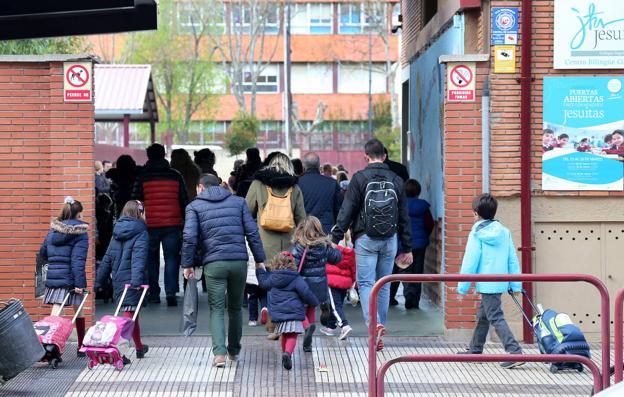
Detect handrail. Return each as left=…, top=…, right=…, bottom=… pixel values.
left=368, top=274, right=610, bottom=396
left=614, top=289, right=624, bottom=383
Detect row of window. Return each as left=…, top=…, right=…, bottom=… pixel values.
left=177, top=2, right=390, bottom=35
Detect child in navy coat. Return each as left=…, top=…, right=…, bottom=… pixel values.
left=256, top=252, right=318, bottom=370
left=96, top=200, right=150, bottom=361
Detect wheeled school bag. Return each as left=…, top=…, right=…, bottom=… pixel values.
left=509, top=289, right=590, bottom=373
left=33, top=291, right=89, bottom=368
left=81, top=284, right=148, bottom=371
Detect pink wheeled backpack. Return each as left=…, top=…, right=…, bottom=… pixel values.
left=80, top=284, right=148, bottom=371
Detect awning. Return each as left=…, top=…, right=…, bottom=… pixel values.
left=0, top=1, right=157, bottom=40
left=94, top=64, right=158, bottom=123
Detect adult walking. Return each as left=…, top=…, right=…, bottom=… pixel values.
left=384, top=147, right=409, bottom=182
left=331, top=139, right=412, bottom=351
left=182, top=174, right=266, bottom=368
left=298, top=152, right=343, bottom=235
left=235, top=148, right=263, bottom=198
left=245, top=152, right=306, bottom=262
left=132, top=143, right=188, bottom=306
left=171, top=148, right=202, bottom=202
left=107, top=155, right=138, bottom=219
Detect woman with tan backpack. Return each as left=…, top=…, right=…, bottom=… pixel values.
left=246, top=152, right=306, bottom=339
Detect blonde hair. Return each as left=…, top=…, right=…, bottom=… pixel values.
left=271, top=252, right=297, bottom=271
left=268, top=152, right=295, bottom=176
left=293, top=216, right=329, bottom=246
left=94, top=161, right=103, bottom=172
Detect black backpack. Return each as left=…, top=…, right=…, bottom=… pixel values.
left=362, top=171, right=399, bottom=238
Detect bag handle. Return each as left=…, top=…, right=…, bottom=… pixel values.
left=297, top=246, right=308, bottom=273
left=71, top=291, right=90, bottom=324
left=267, top=187, right=293, bottom=199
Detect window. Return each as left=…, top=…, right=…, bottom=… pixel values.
left=243, top=64, right=279, bottom=93
left=292, top=63, right=332, bottom=94
left=292, top=3, right=333, bottom=34
left=177, top=2, right=204, bottom=34
left=339, top=3, right=387, bottom=34
left=232, top=4, right=280, bottom=34
left=338, top=63, right=387, bottom=94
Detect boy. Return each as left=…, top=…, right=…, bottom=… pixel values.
left=542, top=129, right=555, bottom=152
left=456, top=193, right=523, bottom=369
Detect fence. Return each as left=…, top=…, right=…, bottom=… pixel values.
left=367, top=274, right=611, bottom=396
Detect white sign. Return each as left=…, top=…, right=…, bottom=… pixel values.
left=554, top=0, right=624, bottom=69
left=63, top=62, right=92, bottom=102
left=446, top=62, right=476, bottom=102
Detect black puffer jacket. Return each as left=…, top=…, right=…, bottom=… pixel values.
left=39, top=219, right=89, bottom=289
left=182, top=186, right=266, bottom=267
left=292, top=242, right=341, bottom=303
left=96, top=217, right=149, bottom=306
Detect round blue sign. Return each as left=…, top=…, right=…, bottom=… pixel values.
left=495, top=10, right=516, bottom=31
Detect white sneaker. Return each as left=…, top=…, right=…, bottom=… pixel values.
left=248, top=320, right=257, bottom=327
left=339, top=325, right=353, bottom=340
left=319, top=326, right=337, bottom=336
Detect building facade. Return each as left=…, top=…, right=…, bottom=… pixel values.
left=401, top=0, right=624, bottom=341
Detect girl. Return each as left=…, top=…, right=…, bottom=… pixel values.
left=291, top=216, right=341, bottom=352
left=39, top=196, right=89, bottom=356
left=321, top=244, right=356, bottom=340
left=95, top=200, right=149, bottom=361
left=256, top=252, right=318, bottom=370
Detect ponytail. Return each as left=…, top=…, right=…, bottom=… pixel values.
left=58, top=196, right=83, bottom=221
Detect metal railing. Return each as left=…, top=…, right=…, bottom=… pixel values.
left=614, top=289, right=624, bottom=384
left=367, top=274, right=610, bottom=397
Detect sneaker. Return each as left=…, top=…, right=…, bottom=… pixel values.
left=319, top=326, right=337, bottom=336
left=136, top=345, right=149, bottom=359
left=456, top=349, right=482, bottom=355
left=389, top=298, right=399, bottom=306
left=260, top=307, right=268, bottom=325
left=376, top=324, right=385, bottom=351
left=501, top=361, right=525, bottom=369
left=122, top=356, right=132, bottom=365
left=303, top=324, right=316, bottom=352
left=166, top=296, right=178, bottom=307
left=248, top=320, right=257, bottom=327
left=213, top=355, right=226, bottom=368
left=282, top=352, right=292, bottom=370
left=339, top=325, right=353, bottom=340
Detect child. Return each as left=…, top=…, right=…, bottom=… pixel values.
left=554, top=133, right=569, bottom=148
left=398, top=179, right=434, bottom=309
left=291, top=216, right=342, bottom=352
left=576, top=138, right=592, bottom=152
left=246, top=243, right=268, bottom=326
left=256, top=252, right=318, bottom=370
left=457, top=193, right=523, bottom=369
left=95, top=200, right=149, bottom=361
left=542, top=129, right=555, bottom=152
left=321, top=245, right=356, bottom=340
left=605, top=130, right=624, bottom=155
left=39, top=196, right=88, bottom=356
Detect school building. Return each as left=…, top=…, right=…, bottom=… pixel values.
left=400, top=0, right=624, bottom=341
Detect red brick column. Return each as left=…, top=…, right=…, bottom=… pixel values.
left=0, top=59, right=95, bottom=324
left=443, top=62, right=488, bottom=331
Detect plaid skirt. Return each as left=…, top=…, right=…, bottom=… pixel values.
left=42, top=287, right=83, bottom=306
left=274, top=320, right=305, bottom=335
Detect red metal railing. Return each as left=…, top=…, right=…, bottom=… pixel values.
left=368, top=274, right=610, bottom=397
left=614, top=289, right=624, bottom=383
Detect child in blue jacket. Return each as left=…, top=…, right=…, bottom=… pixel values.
left=457, top=194, right=523, bottom=369
left=256, top=252, right=319, bottom=371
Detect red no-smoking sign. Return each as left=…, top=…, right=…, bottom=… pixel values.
left=447, top=62, right=476, bottom=102
left=63, top=62, right=92, bottom=102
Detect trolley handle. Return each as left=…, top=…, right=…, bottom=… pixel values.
left=115, top=284, right=150, bottom=320
left=71, top=291, right=90, bottom=324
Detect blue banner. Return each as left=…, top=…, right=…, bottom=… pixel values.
left=542, top=77, right=624, bottom=191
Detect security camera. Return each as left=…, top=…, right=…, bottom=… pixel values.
left=391, top=13, right=402, bottom=33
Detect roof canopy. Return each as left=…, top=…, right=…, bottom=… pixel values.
left=94, top=64, right=158, bottom=124
left=0, top=1, right=157, bottom=40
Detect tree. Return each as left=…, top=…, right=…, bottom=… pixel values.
left=373, top=97, right=400, bottom=159
left=0, top=37, right=90, bottom=55
left=224, top=111, right=259, bottom=156
left=211, top=0, right=283, bottom=117
left=127, top=0, right=220, bottom=144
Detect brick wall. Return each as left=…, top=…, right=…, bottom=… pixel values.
left=0, top=60, right=95, bottom=323
left=443, top=62, right=488, bottom=330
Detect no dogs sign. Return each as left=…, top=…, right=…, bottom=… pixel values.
left=447, top=62, right=476, bottom=102
left=63, top=62, right=92, bottom=102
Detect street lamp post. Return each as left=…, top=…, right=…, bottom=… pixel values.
left=284, top=0, right=293, bottom=156
left=367, top=14, right=373, bottom=138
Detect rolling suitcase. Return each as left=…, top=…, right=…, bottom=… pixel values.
left=508, top=289, right=590, bottom=373
left=81, top=284, right=148, bottom=371
left=33, top=291, right=89, bottom=368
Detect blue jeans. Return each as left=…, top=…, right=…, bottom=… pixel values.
left=148, top=226, right=181, bottom=298
left=355, top=234, right=397, bottom=326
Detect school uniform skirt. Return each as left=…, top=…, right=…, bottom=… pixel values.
left=42, top=287, right=83, bottom=306
left=274, top=320, right=305, bottom=335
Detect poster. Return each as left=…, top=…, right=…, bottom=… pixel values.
left=446, top=62, right=475, bottom=102
left=554, top=0, right=624, bottom=69
left=542, top=77, right=624, bottom=191
left=491, top=7, right=518, bottom=45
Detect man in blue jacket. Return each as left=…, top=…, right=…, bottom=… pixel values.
left=182, top=174, right=265, bottom=368
left=298, top=152, right=343, bottom=234
left=457, top=193, right=523, bottom=369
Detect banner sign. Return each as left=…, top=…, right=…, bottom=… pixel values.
left=491, top=7, right=518, bottom=45
left=554, top=0, right=624, bottom=69
left=542, top=77, right=624, bottom=191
